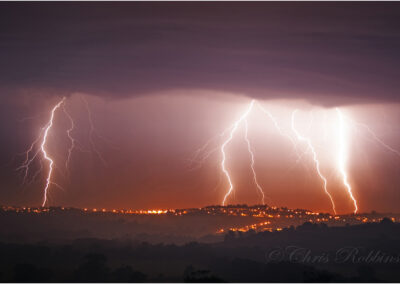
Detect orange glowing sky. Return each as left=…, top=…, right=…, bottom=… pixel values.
left=2, top=92, right=399, bottom=214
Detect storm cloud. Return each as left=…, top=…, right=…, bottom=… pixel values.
left=1, top=2, right=400, bottom=105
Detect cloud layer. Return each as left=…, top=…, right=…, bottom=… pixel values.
left=1, top=3, right=400, bottom=105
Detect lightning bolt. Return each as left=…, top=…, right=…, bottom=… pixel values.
left=17, top=98, right=67, bottom=206
left=63, top=104, right=77, bottom=171
left=291, top=109, right=337, bottom=215
left=336, top=108, right=358, bottom=214
left=349, top=118, right=400, bottom=158
left=62, top=104, right=90, bottom=173
left=187, top=122, right=246, bottom=172
left=40, top=97, right=66, bottom=207
left=256, top=102, right=312, bottom=177
left=193, top=100, right=302, bottom=206
left=18, top=96, right=108, bottom=206
left=186, top=135, right=222, bottom=171
left=244, top=119, right=266, bottom=205
left=28, top=160, right=43, bottom=185
left=256, top=101, right=298, bottom=151
left=221, top=100, right=255, bottom=206
left=82, top=97, right=107, bottom=167
left=16, top=131, right=44, bottom=185
left=190, top=100, right=367, bottom=213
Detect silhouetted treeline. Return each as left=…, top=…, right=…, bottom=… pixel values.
left=0, top=219, right=399, bottom=282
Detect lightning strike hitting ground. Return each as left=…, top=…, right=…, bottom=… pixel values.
left=17, top=99, right=69, bottom=205
left=188, top=101, right=394, bottom=213
left=336, top=108, right=358, bottom=214
left=221, top=100, right=255, bottom=206
left=244, top=119, right=266, bottom=205
left=40, top=98, right=66, bottom=207
left=291, top=109, right=337, bottom=215
left=192, top=100, right=306, bottom=206
left=17, top=96, right=109, bottom=206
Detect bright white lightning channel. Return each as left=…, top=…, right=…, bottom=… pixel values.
left=17, top=96, right=100, bottom=207
left=221, top=100, right=256, bottom=206
left=194, top=100, right=299, bottom=206
left=191, top=101, right=392, bottom=213
left=291, top=109, right=337, bottom=215
left=336, top=108, right=358, bottom=214
left=40, top=98, right=66, bottom=207
left=244, top=119, right=265, bottom=205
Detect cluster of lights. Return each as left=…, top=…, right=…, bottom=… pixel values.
left=217, top=221, right=272, bottom=233
left=1, top=205, right=396, bottom=235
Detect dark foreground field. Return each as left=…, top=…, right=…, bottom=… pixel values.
left=0, top=218, right=400, bottom=282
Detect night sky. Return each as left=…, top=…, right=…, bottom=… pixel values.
left=1, top=2, right=400, bottom=213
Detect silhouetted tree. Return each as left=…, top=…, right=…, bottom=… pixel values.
left=74, top=253, right=110, bottom=282
left=111, top=265, right=147, bottom=282
left=356, top=265, right=379, bottom=282
left=13, top=263, right=53, bottom=282
left=183, top=265, right=224, bottom=282
left=224, top=230, right=236, bottom=242
left=380, top=217, right=394, bottom=225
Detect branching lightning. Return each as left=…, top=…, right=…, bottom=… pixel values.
left=256, top=101, right=298, bottom=151
left=185, top=99, right=400, bottom=213
left=82, top=96, right=107, bottom=167
left=347, top=117, right=400, bottom=158
left=17, top=94, right=397, bottom=213
left=221, top=100, right=255, bottom=206
left=63, top=104, right=77, bottom=171
left=336, top=108, right=358, bottom=214
left=40, top=97, right=66, bottom=207
left=244, top=119, right=266, bottom=205
left=18, top=98, right=66, bottom=206
left=17, top=96, right=108, bottom=207
left=17, top=131, right=44, bottom=185
left=192, top=100, right=307, bottom=206
left=291, top=109, right=337, bottom=215
left=186, top=135, right=224, bottom=171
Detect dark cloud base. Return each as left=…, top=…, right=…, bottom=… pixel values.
left=1, top=2, right=400, bottom=105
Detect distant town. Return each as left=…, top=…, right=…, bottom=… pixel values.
left=2, top=205, right=398, bottom=234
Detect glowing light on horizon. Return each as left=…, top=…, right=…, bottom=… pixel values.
left=291, top=109, right=337, bottom=215
left=336, top=108, right=358, bottom=214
